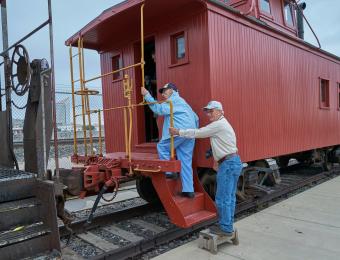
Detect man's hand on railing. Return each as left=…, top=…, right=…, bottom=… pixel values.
left=169, top=127, right=179, bottom=136
left=141, top=87, right=149, bottom=96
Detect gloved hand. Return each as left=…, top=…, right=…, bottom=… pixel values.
left=205, top=148, right=213, bottom=159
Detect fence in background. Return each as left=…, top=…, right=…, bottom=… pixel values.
left=6, top=87, right=105, bottom=169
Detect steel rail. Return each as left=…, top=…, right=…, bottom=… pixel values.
left=92, top=217, right=217, bottom=260
left=59, top=202, right=157, bottom=237
left=236, top=169, right=336, bottom=213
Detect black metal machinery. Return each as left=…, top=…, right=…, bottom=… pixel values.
left=0, top=43, right=61, bottom=259
left=0, top=1, right=62, bottom=258
left=0, top=169, right=61, bottom=259
left=7, top=44, right=53, bottom=175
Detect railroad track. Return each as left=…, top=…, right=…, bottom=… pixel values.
left=59, top=164, right=340, bottom=260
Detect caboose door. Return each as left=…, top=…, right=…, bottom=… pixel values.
left=134, top=38, right=159, bottom=145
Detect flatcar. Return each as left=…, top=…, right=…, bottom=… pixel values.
left=65, top=0, right=340, bottom=228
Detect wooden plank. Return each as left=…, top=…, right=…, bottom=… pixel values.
left=77, top=232, right=118, bottom=252
left=104, top=225, right=143, bottom=243
left=130, top=219, right=166, bottom=233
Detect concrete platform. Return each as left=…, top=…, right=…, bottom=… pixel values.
left=154, top=176, right=340, bottom=260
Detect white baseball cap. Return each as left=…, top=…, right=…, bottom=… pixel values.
left=203, top=101, right=223, bottom=111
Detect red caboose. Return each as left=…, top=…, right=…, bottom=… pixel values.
left=66, top=0, right=340, bottom=227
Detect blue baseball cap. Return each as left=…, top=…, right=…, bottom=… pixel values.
left=159, top=83, right=178, bottom=94
left=203, top=101, right=223, bottom=111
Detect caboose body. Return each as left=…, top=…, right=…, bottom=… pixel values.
left=67, top=0, right=340, bottom=165
left=66, top=0, right=340, bottom=227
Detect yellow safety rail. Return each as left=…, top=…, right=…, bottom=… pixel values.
left=68, top=4, right=175, bottom=162
left=75, top=93, right=176, bottom=161
left=69, top=45, right=78, bottom=155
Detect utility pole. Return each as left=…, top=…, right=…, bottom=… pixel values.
left=1, top=0, right=15, bottom=168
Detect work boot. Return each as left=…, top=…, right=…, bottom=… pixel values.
left=209, top=225, right=234, bottom=237
left=180, top=192, right=195, bottom=198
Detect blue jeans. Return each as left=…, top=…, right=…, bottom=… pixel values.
left=157, top=137, right=195, bottom=192
left=216, top=155, right=242, bottom=233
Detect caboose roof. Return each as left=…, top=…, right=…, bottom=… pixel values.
left=65, top=0, right=206, bottom=51
left=65, top=0, right=339, bottom=61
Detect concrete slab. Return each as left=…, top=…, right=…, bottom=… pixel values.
left=65, top=187, right=138, bottom=212
left=154, top=176, right=340, bottom=260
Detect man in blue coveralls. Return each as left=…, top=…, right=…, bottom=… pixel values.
left=141, top=83, right=198, bottom=198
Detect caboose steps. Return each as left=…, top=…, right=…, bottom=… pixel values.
left=134, top=143, right=157, bottom=154
left=148, top=171, right=217, bottom=228
left=184, top=211, right=217, bottom=227
left=173, top=192, right=205, bottom=216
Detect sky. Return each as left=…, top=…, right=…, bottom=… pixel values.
left=0, top=0, right=339, bottom=117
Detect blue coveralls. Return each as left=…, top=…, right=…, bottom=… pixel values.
left=144, top=92, right=198, bottom=192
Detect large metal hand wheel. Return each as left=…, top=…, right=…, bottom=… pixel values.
left=11, top=44, right=31, bottom=96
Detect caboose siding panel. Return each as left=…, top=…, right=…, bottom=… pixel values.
left=100, top=8, right=212, bottom=161
left=207, top=9, right=340, bottom=162
left=100, top=45, right=139, bottom=153
left=79, top=0, right=340, bottom=166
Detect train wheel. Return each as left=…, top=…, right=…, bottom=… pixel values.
left=252, top=160, right=277, bottom=186
left=276, top=156, right=290, bottom=168
left=136, top=177, right=160, bottom=204
left=199, top=169, right=217, bottom=200
left=200, top=169, right=246, bottom=202
left=323, top=151, right=333, bottom=171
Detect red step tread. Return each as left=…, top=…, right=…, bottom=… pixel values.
left=184, top=210, right=217, bottom=227
left=173, top=192, right=204, bottom=203
left=173, top=193, right=205, bottom=217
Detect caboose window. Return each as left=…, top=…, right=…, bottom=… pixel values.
left=176, top=36, right=185, bottom=59
left=320, top=78, right=330, bottom=109
left=170, top=31, right=188, bottom=66
left=260, top=0, right=271, bottom=14
left=111, top=54, right=122, bottom=81
left=284, top=1, right=294, bottom=26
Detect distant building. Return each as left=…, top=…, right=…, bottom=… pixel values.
left=12, top=127, right=23, bottom=135
left=56, top=97, right=71, bottom=126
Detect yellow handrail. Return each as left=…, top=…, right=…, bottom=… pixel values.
left=84, top=62, right=143, bottom=84
left=69, top=45, right=78, bottom=155
left=134, top=166, right=161, bottom=173
left=169, top=101, right=174, bottom=159
left=140, top=4, right=145, bottom=103
left=74, top=100, right=175, bottom=160
left=67, top=3, right=177, bottom=162
left=97, top=110, right=103, bottom=155
left=123, top=108, right=129, bottom=155
left=81, top=38, right=94, bottom=155
left=78, top=38, right=88, bottom=156
left=123, top=74, right=133, bottom=167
